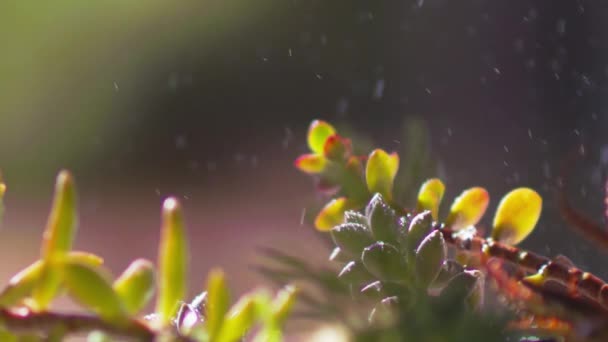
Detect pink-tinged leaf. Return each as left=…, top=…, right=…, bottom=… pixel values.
left=416, top=178, right=445, bottom=221
left=445, top=187, right=489, bottom=230
left=365, top=149, right=399, bottom=201
left=323, top=134, right=352, bottom=161
left=294, top=154, right=327, bottom=174
left=345, top=156, right=364, bottom=176
left=315, top=197, right=352, bottom=231
left=307, top=120, right=336, bottom=154
left=491, top=188, right=542, bottom=245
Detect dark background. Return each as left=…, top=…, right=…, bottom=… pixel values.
left=1, top=0, right=608, bottom=314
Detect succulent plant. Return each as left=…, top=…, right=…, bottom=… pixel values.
left=0, top=171, right=296, bottom=341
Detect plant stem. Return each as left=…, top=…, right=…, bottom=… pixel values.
left=0, top=309, right=195, bottom=341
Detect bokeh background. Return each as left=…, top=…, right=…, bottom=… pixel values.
left=2, top=0, right=608, bottom=331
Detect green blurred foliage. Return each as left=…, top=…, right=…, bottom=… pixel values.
left=0, top=1, right=274, bottom=182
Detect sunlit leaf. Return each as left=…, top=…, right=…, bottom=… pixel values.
left=156, top=197, right=188, bottom=325
left=294, top=154, right=327, bottom=174
left=206, top=268, right=231, bottom=340
left=0, top=260, right=44, bottom=308
left=323, top=134, right=351, bottom=161
left=307, top=120, right=337, bottom=154
left=0, top=252, right=103, bottom=308
left=491, top=188, right=542, bottom=245
left=62, top=259, right=126, bottom=321
left=31, top=261, right=62, bottom=311
left=0, top=180, right=5, bottom=225
left=113, top=258, right=155, bottom=315
left=330, top=223, right=374, bottom=256
left=87, top=331, right=112, bottom=342
left=415, top=230, right=447, bottom=288
left=216, top=293, right=259, bottom=342
left=365, top=149, right=399, bottom=201
left=41, top=170, right=78, bottom=259
left=32, top=171, right=78, bottom=309
left=0, top=328, right=16, bottom=342
left=361, top=242, right=404, bottom=282
left=445, top=187, right=489, bottom=230
left=271, top=285, right=297, bottom=326
left=416, top=178, right=445, bottom=221
left=315, top=197, right=352, bottom=231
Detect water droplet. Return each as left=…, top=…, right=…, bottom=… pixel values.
left=175, top=135, right=188, bottom=150
left=372, top=79, right=385, bottom=100
left=556, top=19, right=566, bottom=35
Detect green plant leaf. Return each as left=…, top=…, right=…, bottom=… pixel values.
left=31, top=261, right=62, bottom=311
left=405, top=211, right=434, bottom=258
left=315, top=197, right=351, bottom=231
left=270, top=284, right=297, bottom=327
left=415, top=230, right=447, bottom=288
left=431, top=260, right=465, bottom=291
left=32, top=170, right=78, bottom=310
left=87, top=331, right=112, bottom=342
left=366, top=193, right=397, bottom=243
left=294, top=154, right=327, bottom=174
left=345, top=155, right=364, bottom=176
left=62, top=259, right=126, bottom=321
left=156, top=197, right=188, bottom=325
left=0, top=180, right=5, bottom=225
left=330, top=223, right=374, bottom=256
left=440, top=270, right=479, bottom=303
left=338, top=261, right=373, bottom=284
left=216, top=293, right=259, bottom=342
left=307, top=120, right=337, bottom=154
left=41, top=170, right=78, bottom=259
left=0, top=252, right=103, bottom=308
left=205, top=268, right=231, bottom=340
left=491, top=188, right=542, bottom=245
left=323, top=134, right=351, bottom=161
left=416, top=178, right=445, bottom=221
left=361, top=242, right=404, bottom=282
left=113, top=258, right=155, bottom=315
left=343, top=210, right=367, bottom=226
left=445, top=187, right=489, bottom=230
left=365, top=149, right=399, bottom=201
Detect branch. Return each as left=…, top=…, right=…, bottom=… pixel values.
left=0, top=309, right=195, bottom=341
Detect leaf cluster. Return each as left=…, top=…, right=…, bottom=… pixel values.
left=0, top=171, right=296, bottom=341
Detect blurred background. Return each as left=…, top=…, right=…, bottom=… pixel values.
left=1, top=0, right=608, bottom=324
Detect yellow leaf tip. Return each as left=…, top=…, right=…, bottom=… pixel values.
left=56, top=170, right=75, bottom=190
